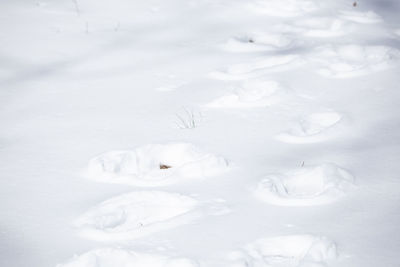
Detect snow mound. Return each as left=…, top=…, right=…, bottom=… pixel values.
left=75, top=191, right=200, bottom=241
left=205, top=80, right=287, bottom=108
left=228, top=235, right=337, bottom=267
left=254, top=163, right=354, bottom=206
left=246, top=0, right=318, bottom=17
left=86, top=143, right=229, bottom=186
left=210, top=55, right=303, bottom=81
left=339, top=10, right=382, bottom=24
left=276, top=111, right=342, bottom=143
left=56, top=248, right=198, bottom=267
left=221, top=32, right=293, bottom=53
left=295, top=17, right=353, bottom=38
left=311, top=45, right=399, bottom=78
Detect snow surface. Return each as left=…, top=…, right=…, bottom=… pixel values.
left=228, top=235, right=337, bottom=267
left=56, top=248, right=199, bottom=267
left=86, top=143, right=229, bottom=186
left=74, top=191, right=229, bottom=241
left=205, top=80, right=288, bottom=109
left=1, top=0, right=400, bottom=267
left=254, top=163, right=355, bottom=206
left=276, top=111, right=343, bottom=143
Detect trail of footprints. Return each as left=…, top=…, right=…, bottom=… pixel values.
left=58, top=1, right=399, bottom=267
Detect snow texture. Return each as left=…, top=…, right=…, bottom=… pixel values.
left=221, top=32, right=294, bottom=53
left=86, top=143, right=229, bottom=186
left=75, top=191, right=229, bottom=241
left=210, top=55, right=304, bottom=81
left=56, top=248, right=198, bottom=267
left=276, top=111, right=343, bottom=143
left=254, top=163, right=354, bottom=206
left=205, top=80, right=288, bottom=109
left=228, top=235, right=337, bottom=267
left=1, top=0, right=399, bottom=267
left=246, top=0, right=318, bottom=17
left=311, top=45, right=399, bottom=78
left=339, top=10, right=383, bottom=24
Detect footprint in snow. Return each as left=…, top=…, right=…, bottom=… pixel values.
left=310, top=45, right=400, bottom=78
left=291, top=17, right=354, bottom=38
left=245, top=0, right=318, bottom=18
left=74, top=191, right=230, bottom=241
left=254, top=163, right=354, bottom=206
left=204, top=80, right=289, bottom=109
left=56, top=248, right=198, bottom=267
left=85, top=143, right=229, bottom=187
left=276, top=111, right=343, bottom=144
left=339, top=10, right=383, bottom=24
left=220, top=32, right=294, bottom=53
left=228, top=235, right=337, bottom=267
left=209, top=55, right=303, bottom=81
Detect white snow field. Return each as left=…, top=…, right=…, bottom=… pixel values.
left=220, top=32, right=295, bottom=53
left=228, top=235, right=337, bottom=267
left=205, top=80, right=289, bottom=109
left=86, top=143, right=229, bottom=186
left=1, top=0, right=400, bottom=267
left=276, top=111, right=343, bottom=143
left=311, top=45, right=400, bottom=78
left=254, top=163, right=355, bottom=206
left=57, top=248, right=198, bottom=267
left=245, top=0, right=318, bottom=18
left=339, top=10, right=383, bottom=24
left=75, top=191, right=229, bottom=241
left=210, top=54, right=304, bottom=81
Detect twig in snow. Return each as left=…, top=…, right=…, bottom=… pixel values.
left=175, top=106, right=202, bottom=129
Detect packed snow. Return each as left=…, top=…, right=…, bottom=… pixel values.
left=311, top=45, right=399, bottom=78
left=75, top=191, right=229, bottom=241
left=254, top=163, right=354, bottom=206
left=56, top=248, right=198, bottom=267
left=1, top=0, right=400, bottom=267
left=276, top=111, right=343, bottom=143
left=86, top=143, right=229, bottom=186
left=245, top=0, right=318, bottom=18
left=228, top=235, right=337, bottom=267
left=221, top=32, right=294, bottom=53
left=339, top=10, right=383, bottom=24
left=210, top=55, right=304, bottom=81
left=74, top=191, right=199, bottom=241
left=205, top=80, right=288, bottom=109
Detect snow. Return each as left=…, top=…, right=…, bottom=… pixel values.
left=339, top=10, right=383, bottom=24
left=86, top=143, right=229, bottom=186
left=254, top=163, right=355, bottom=206
left=1, top=0, right=400, bottom=267
left=74, top=191, right=199, bottom=241
left=221, top=32, right=294, bottom=53
left=228, top=235, right=337, bottom=267
left=74, top=191, right=229, bottom=241
left=295, top=17, right=353, bottom=38
left=210, top=55, right=304, bottom=81
left=56, top=248, right=198, bottom=267
left=205, top=80, right=287, bottom=109
left=245, top=0, right=318, bottom=18
left=276, top=111, right=343, bottom=143
left=311, top=45, right=399, bottom=78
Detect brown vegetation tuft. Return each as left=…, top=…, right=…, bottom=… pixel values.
left=160, top=164, right=172, bottom=169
